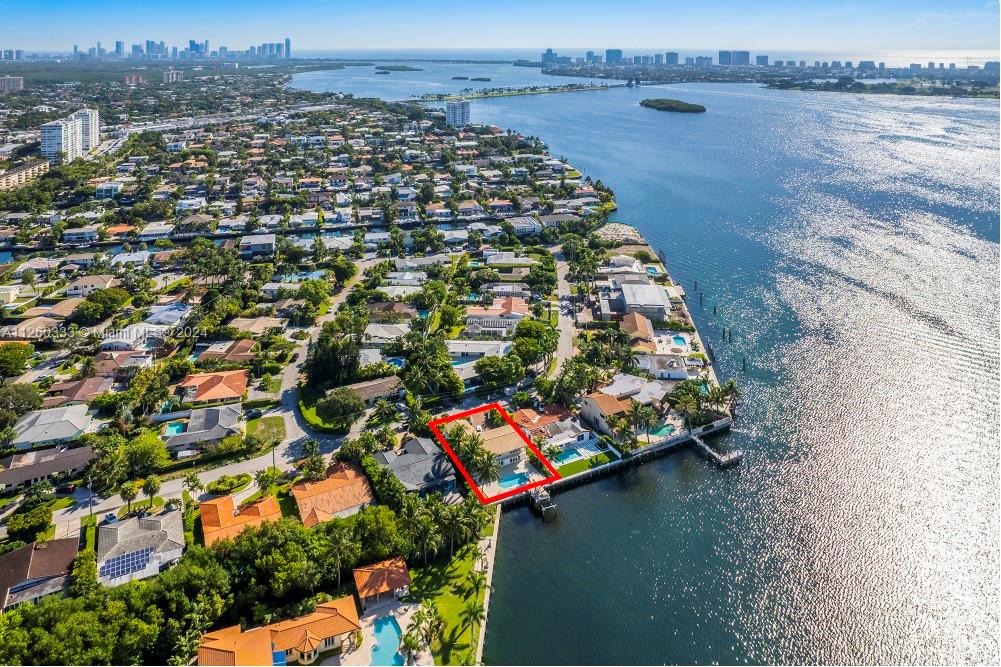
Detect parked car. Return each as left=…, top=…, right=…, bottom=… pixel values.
left=244, top=408, right=263, bottom=419
left=104, top=513, right=118, bottom=524
left=56, top=483, right=76, bottom=494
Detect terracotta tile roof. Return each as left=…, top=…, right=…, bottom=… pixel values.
left=197, top=597, right=360, bottom=666
left=584, top=391, right=630, bottom=417
left=291, top=463, right=375, bottom=528
left=621, top=312, right=654, bottom=341
left=199, top=495, right=282, bottom=546
left=177, top=370, right=249, bottom=402
left=268, top=597, right=360, bottom=652
left=197, top=624, right=274, bottom=666
left=512, top=405, right=572, bottom=436
left=353, top=557, right=411, bottom=599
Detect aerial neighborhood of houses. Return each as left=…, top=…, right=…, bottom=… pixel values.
left=0, top=70, right=738, bottom=667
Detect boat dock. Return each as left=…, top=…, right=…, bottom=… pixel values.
left=505, top=418, right=740, bottom=514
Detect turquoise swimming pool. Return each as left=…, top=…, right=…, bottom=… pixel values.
left=370, top=615, right=404, bottom=666
left=649, top=423, right=676, bottom=438
left=672, top=335, right=687, bottom=346
left=164, top=421, right=186, bottom=436
left=498, top=472, right=531, bottom=489
left=554, top=447, right=582, bottom=464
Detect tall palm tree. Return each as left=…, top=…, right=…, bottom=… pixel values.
left=467, top=570, right=488, bottom=599
left=638, top=404, right=658, bottom=442
left=119, top=480, right=139, bottom=514
left=141, top=475, right=161, bottom=508
left=459, top=599, right=485, bottom=645
left=325, top=523, right=359, bottom=590
left=722, top=378, right=741, bottom=414
left=674, top=394, right=698, bottom=430
left=253, top=467, right=279, bottom=494
left=421, top=600, right=445, bottom=648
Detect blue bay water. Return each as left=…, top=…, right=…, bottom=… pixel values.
left=292, top=65, right=1000, bottom=664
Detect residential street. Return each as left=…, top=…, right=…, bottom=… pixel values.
left=50, top=259, right=375, bottom=539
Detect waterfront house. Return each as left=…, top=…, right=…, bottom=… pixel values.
left=137, top=222, right=175, bottom=241
left=374, top=437, right=457, bottom=495
left=620, top=283, right=672, bottom=321
left=63, top=225, right=101, bottom=244
left=197, top=596, right=361, bottom=666
left=598, top=372, right=669, bottom=407
left=353, top=557, right=411, bottom=611
left=11, top=404, right=94, bottom=450
left=239, top=233, right=277, bottom=256
left=96, top=510, right=184, bottom=587
left=621, top=312, right=657, bottom=353
left=291, top=462, right=376, bottom=527
left=635, top=353, right=692, bottom=380
left=580, top=392, right=630, bottom=437
left=199, top=495, right=282, bottom=547
left=0, top=539, right=79, bottom=612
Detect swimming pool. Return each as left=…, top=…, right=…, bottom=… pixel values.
left=370, top=615, right=405, bottom=666
left=649, top=424, right=676, bottom=438
left=672, top=335, right=687, bottom=346
left=164, top=421, right=186, bottom=436
left=498, top=472, right=531, bottom=489
left=554, top=447, right=582, bottom=464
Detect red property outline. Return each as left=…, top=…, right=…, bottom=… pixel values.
left=428, top=402, right=561, bottom=504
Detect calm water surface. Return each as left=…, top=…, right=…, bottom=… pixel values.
left=294, top=69, right=1000, bottom=664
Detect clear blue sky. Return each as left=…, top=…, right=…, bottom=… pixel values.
left=7, top=0, right=1000, bottom=53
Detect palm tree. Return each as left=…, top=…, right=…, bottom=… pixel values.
left=674, top=394, right=698, bottom=430
left=253, top=467, right=279, bottom=494
left=471, top=450, right=500, bottom=485
left=141, top=475, right=161, bottom=509
left=420, top=600, right=445, bottom=648
left=467, top=570, right=488, bottom=599
left=119, top=480, right=139, bottom=514
left=542, top=444, right=561, bottom=463
left=626, top=401, right=646, bottom=435
left=459, top=599, right=485, bottom=645
left=182, top=472, right=203, bottom=498
left=326, top=523, right=359, bottom=590
left=638, top=404, right=658, bottom=443
left=301, top=438, right=321, bottom=458
left=372, top=398, right=396, bottom=425
left=721, top=378, right=741, bottom=415
left=399, top=632, right=422, bottom=665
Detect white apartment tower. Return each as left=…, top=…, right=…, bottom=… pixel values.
left=69, top=108, right=100, bottom=151
left=445, top=99, right=470, bottom=127
left=40, top=118, right=83, bottom=164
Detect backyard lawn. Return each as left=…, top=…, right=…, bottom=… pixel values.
left=557, top=451, right=616, bottom=477
left=411, top=544, right=487, bottom=666
left=247, top=415, right=286, bottom=443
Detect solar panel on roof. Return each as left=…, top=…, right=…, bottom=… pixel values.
left=99, top=546, right=155, bottom=579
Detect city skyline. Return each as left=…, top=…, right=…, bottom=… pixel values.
left=4, top=0, right=1000, bottom=52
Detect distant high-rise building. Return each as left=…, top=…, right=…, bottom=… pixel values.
left=445, top=99, right=470, bottom=127
left=665, top=52, right=679, bottom=65
left=73, top=45, right=79, bottom=56
left=654, top=54, right=663, bottom=65
left=799, top=60, right=806, bottom=68
left=285, top=37, right=291, bottom=59
left=69, top=109, right=100, bottom=151
left=164, top=69, right=184, bottom=83
left=718, top=50, right=732, bottom=65
left=115, top=41, right=124, bottom=58
left=1, top=50, right=12, bottom=61
left=0, top=76, right=24, bottom=93
left=585, top=50, right=595, bottom=62
left=541, top=48, right=557, bottom=64
left=984, top=61, right=1000, bottom=75
left=41, top=117, right=83, bottom=164
left=695, top=56, right=712, bottom=69
left=605, top=49, right=623, bottom=64
left=732, top=50, right=750, bottom=66
left=756, top=55, right=769, bottom=66
left=14, top=50, right=24, bottom=61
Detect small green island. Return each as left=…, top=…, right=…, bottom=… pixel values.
left=470, top=77, right=492, bottom=81
left=375, top=64, right=423, bottom=71
left=639, top=98, right=707, bottom=113
left=451, top=76, right=469, bottom=80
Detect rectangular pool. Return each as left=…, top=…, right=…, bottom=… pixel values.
left=672, top=335, right=688, bottom=346
left=164, top=421, right=186, bottom=436
left=498, top=472, right=531, bottom=489
left=554, top=447, right=582, bottom=464
left=371, top=615, right=405, bottom=666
